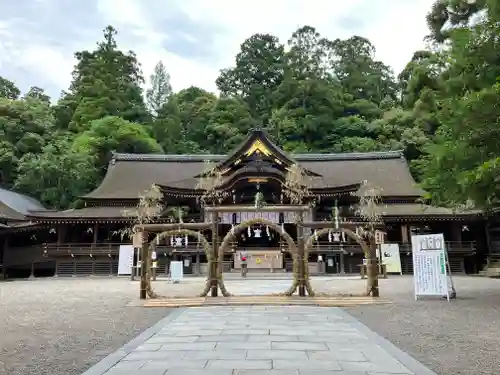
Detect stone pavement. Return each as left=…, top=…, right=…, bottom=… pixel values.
left=82, top=306, right=437, bottom=375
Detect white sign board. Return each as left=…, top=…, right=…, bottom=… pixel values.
left=411, top=234, right=449, bottom=301
left=118, top=245, right=134, bottom=275
left=170, top=261, right=184, bottom=283
left=379, top=243, right=402, bottom=274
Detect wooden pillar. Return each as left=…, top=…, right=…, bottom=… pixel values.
left=1, top=235, right=8, bottom=279
left=297, top=212, right=306, bottom=297
left=195, top=251, right=201, bottom=275
left=401, top=224, right=409, bottom=244
left=451, top=222, right=462, bottom=244
left=139, top=231, right=148, bottom=300
left=57, top=225, right=66, bottom=245
left=92, top=223, right=99, bottom=243
left=210, top=211, right=218, bottom=297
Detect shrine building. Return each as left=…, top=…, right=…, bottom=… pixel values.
left=0, top=130, right=489, bottom=278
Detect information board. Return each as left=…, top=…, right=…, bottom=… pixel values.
left=170, top=261, right=183, bottom=283
left=379, top=243, right=402, bottom=274
left=118, top=245, right=134, bottom=275
left=411, top=234, right=450, bottom=301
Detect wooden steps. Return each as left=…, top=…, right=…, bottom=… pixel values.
left=143, top=296, right=391, bottom=308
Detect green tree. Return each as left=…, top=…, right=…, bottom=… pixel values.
left=286, top=26, right=330, bottom=80
left=398, top=50, right=445, bottom=109
left=216, top=33, right=286, bottom=120
left=0, top=76, right=20, bottom=100
left=59, top=26, right=149, bottom=131
left=0, top=97, right=54, bottom=187
left=176, top=86, right=217, bottom=148
left=24, top=86, right=51, bottom=103
left=417, top=0, right=500, bottom=207
left=329, top=36, right=398, bottom=105
left=203, top=97, right=254, bottom=153
left=72, top=116, right=162, bottom=175
left=146, top=60, right=172, bottom=117
left=15, top=137, right=97, bottom=208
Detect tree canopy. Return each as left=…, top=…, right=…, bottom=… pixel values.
left=1, top=2, right=499, bottom=210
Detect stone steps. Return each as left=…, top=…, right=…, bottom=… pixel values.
left=479, top=268, right=500, bottom=277
left=142, top=296, right=392, bottom=308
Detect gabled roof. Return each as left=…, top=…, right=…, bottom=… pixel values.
left=82, top=148, right=423, bottom=200
left=216, top=129, right=296, bottom=170
left=0, top=188, right=46, bottom=221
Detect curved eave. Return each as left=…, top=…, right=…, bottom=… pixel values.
left=1, top=222, right=43, bottom=233
left=82, top=199, right=139, bottom=206
left=29, top=217, right=135, bottom=224
left=27, top=217, right=178, bottom=224
left=382, top=214, right=484, bottom=222
left=311, top=183, right=362, bottom=197
left=159, top=185, right=203, bottom=198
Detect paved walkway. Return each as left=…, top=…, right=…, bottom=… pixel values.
left=83, top=306, right=437, bottom=375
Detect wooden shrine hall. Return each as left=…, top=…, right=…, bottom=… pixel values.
left=0, top=129, right=487, bottom=279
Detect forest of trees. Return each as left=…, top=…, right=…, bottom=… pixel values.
left=0, top=0, right=499, bottom=211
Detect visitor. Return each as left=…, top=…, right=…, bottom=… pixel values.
left=240, top=250, right=248, bottom=278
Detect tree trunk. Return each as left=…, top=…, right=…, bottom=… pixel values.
left=210, top=211, right=218, bottom=297
left=139, top=230, right=148, bottom=299
left=297, top=214, right=306, bottom=297
left=366, top=239, right=380, bottom=297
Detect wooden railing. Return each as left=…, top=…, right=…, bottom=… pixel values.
left=10, top=240, right=477, bottom=259
left=43, top=242, right=123, bottom=256
left=308, top=241, right=476, bottom=255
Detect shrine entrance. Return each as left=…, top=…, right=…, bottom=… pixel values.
left=237, top=223, right=282, bottom=249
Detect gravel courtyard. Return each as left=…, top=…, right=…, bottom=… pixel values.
left=0, top=275, right=499, bottom=375
left=0, top=279, right=171, bottom=375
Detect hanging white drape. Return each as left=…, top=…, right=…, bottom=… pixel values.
left=328, top=229, right=333, bottom=243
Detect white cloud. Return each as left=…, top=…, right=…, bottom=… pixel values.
left=0, top=0, right=436, bottom=98
left=96, top=0, right=219, bottom=92
left=176, top=0, right=435, bottom=72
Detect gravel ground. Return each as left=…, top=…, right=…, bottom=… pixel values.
left=0, top=279, right=171, bottom=375
left=346, top=276, right=500, bottom=375
left=1, top=276, right=499, bottom=375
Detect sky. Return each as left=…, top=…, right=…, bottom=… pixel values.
left=0, top=0, right=436, bottom=100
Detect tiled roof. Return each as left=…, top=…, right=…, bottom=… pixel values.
left=0, top=188, right=46, bottom=220
left=27, top=206, right=133, bottom=220
left=83, top=150, right=422, bottom=200
left=378, top=204, right=482, bottom=217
